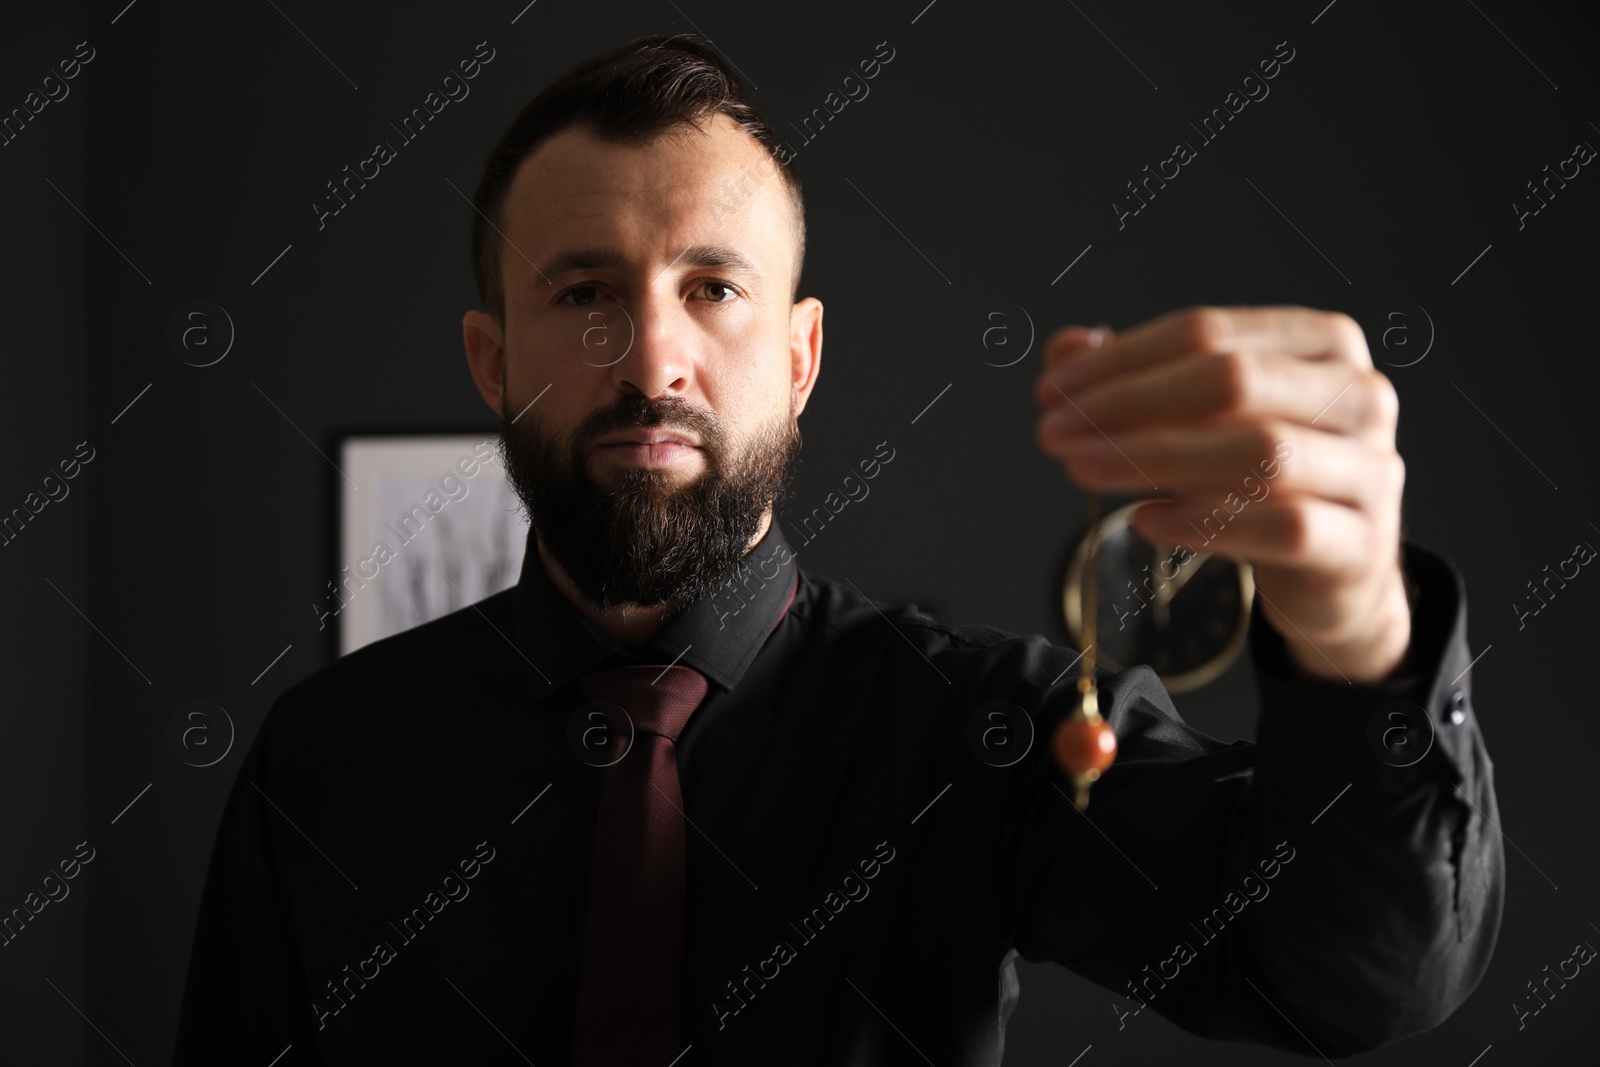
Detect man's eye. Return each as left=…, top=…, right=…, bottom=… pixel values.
left=697, top=280, right=738, bottom=303
left=557, top=285, right=601, bottom=306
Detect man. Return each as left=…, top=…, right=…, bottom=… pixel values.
left=175, top=34, right=1501, bottom=1066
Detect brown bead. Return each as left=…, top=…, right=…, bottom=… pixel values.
left=1052, top=714, right=1118, bottom=776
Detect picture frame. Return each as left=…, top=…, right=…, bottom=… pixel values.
left=334, top=432, right=528, bottom=656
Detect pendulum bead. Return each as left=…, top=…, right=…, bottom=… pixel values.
left=1053, top=680, right=1118, bottom=810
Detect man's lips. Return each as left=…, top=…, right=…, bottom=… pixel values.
left=591, top=429, right=703, bottom=468
left=592, top=430, right=702, bottom=448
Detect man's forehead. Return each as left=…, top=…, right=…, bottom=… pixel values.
left=495, top=114, right=797, bottom=296
left=507, top=115, right=777, bottom=231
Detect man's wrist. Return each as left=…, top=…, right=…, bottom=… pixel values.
left=1281, top=576, right=1414, bottom=684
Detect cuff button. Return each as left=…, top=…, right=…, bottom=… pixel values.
left=1448, top=690, right=1466, bottom=725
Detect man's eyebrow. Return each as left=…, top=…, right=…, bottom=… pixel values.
left=541, top=244, right=763, bottom=279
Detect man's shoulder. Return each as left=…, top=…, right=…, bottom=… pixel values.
left=792, top=566, right=1102, bottom=673
left=269, top=587, right=520, bottom=716
left=793, top=569, right=1186, bottom=756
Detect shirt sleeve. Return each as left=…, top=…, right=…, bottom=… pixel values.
left=991, top=538, right=1503, bottom=1057
left=172, top=695, right=327, bottom=1065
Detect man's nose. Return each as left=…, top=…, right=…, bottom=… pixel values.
left=609, top=289, right=694, bottom=398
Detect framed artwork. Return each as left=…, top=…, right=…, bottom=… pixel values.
left=335, top=433, right=529, bottom=656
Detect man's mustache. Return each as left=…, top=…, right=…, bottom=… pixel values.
left=571, top=401, right=718, bottom=454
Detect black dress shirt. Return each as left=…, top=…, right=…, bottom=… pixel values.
left=174, top=517, right=1502, bottom=1066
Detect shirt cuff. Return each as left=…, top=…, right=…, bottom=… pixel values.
left=1246, top=537, right=1480, bottom=796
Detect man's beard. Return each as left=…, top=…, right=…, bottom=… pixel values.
left=498, top=387, right=801, bottom=611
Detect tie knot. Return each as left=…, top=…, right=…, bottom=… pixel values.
left=578, top=663, right=709, bottom=743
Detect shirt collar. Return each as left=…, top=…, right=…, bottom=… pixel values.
left=511, top=517, right=799, bottom=699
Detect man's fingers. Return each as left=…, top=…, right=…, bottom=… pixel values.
left=1132, top=496, right=1378, bottom=579
left=1042, top=306, right=1372, bottom=395
left=1044, top=419, right=1404, bottom=513
left=1037, top=351, right=1399, bottom=441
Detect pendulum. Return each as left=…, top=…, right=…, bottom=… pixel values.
left=1051, top=428, right=1119, bottom=809
left=1052, top=488, right=1118, bottom=809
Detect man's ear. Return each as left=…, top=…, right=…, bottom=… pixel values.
left=789, top=296, right=823, bottom=419
left=463, top=309, right=506, bottom=416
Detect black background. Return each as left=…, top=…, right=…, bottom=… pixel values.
left=2, top=0, right=1597, bottom=1063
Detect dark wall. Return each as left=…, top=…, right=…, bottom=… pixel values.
left=0, top=3, right=90, bottom=1065
left=3, top=0, right=1595, bottom=1062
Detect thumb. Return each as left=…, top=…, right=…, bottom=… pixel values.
left=1044, top=323, right=1113, bottom=371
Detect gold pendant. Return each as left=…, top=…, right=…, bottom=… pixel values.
left=1054, top=674, right=1115, bottom=810
left=1051, top=391, right=1119, bottom=810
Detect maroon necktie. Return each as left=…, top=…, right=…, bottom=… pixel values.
left=570, top=662, right=709, bottom=1066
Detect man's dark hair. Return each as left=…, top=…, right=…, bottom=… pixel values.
left=470, top=34, right=805, bottom=324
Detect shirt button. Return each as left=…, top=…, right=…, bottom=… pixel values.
left=1448, top=690, right=1466, bottom=725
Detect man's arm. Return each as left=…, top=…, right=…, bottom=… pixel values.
left=990, top=536, right=1501, bottom=1056
left=173, top=698, right=325, bottom=1064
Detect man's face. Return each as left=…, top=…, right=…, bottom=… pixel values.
left=476, top=114, right=820, bottom=610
